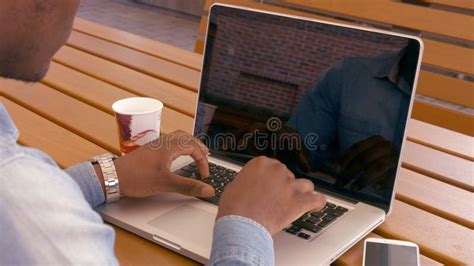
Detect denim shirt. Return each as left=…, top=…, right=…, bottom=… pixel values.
left=0, top=103, right=273, bottom=265
left=288, top=51, right=411, bottom=170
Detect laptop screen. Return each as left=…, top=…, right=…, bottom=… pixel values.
left=195, top=4, right=421, bottom=212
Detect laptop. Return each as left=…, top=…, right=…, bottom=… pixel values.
left=96, top=4, right=423, bottom=265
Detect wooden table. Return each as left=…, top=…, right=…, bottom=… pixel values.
left=1, top=18, right=473, bottom=265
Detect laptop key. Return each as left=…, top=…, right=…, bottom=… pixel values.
left=293, top=220, right=320, bottom=233
left=297, top=213, right=310, bottom=221
left=285, top=225, right=300, bottom=235
left=203, top=196, right=220, bottom=205
left=310, top=212, right=325, bottom=218
left=305, top=216, right=321, bottom=224
left=297, top=232, right=311, bottom=240
left=336, top=206, right=348, bottom=212
left=175, top=169, right=192, bottom=177
left=324, top=208, right=344, bottom=217
left=325, top=202, right=336, bottom=209
left=323, top=214, right=337, bottom=222
left=318, top=219, right=335, bottom=228
left=182, top=165, right=198, bottom=173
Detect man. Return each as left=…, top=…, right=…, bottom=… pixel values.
left=0, top=1, right=326, bottom=265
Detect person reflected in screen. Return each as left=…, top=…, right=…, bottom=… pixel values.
left=286, top=40, right=420, bottom=197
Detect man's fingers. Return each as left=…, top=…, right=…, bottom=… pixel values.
left=297, top=192, right=326, bottom=213
left=169, top=135, right=210, bottom=177
left=292, top=178, right=314, bottom=193
left=167, top=173, right=215, bottom=197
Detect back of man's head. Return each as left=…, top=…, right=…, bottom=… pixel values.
left=0, top=0, right=80, bottom=82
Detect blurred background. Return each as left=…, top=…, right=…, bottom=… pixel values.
left=77, top=0, right=203, bottom=51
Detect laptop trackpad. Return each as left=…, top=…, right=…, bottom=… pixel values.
left=148, top=204, right=215, bottom=249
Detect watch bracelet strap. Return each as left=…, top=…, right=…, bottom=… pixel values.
left=91, top=154, right=120, bottom=203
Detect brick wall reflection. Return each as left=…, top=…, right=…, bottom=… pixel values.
left=204, top=7, right=407, bottom=117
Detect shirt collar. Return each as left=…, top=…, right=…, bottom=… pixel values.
left=0, top=102, right=19, bottom=143
left=370, top=47, right=411, bottom=96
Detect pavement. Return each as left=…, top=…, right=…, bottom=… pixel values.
left=77, top=0, right=200, bottom=51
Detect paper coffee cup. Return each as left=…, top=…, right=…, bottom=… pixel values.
left=112, top=97, right=163, bottom=154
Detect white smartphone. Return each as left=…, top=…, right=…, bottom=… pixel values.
left=363, top=238, right=420, bottom=266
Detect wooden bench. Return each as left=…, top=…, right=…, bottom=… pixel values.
left=1, top=14, right=472, bottom=266
left=196, top=0, right=474, bottom=136
left=420, top=0, right=474, bottom=12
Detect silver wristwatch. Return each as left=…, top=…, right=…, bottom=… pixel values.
left=91, top=153, right=120, bottom=203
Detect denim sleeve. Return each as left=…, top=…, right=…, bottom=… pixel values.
left=65, top=161, right=105, bottom=208
left=210, top=215, right=274, bottom=266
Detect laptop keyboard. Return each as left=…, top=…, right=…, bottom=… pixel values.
left=175, top=162, right=349, bottom=240
left=174, top=162, right=237, bottom=205
left=285, top=202, right=348, bottom=240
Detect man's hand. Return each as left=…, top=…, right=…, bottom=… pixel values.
left=216, top=156, right=326, bottom=235
left=112, top=130, right=215, bottom=198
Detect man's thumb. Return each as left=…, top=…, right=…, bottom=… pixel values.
left=170, top=174, right=215, bottom=197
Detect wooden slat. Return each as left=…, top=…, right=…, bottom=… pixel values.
left=334, top=233, right=442, bottom=266
left=422, top=0, right=474, bottom=11
left=417, top=70, right=474, bottom=108
left=423, top=39, right=474, bottom=76
left=41, top=62, right=194, bottom=134
left=281, top=0, right=474, bottom=42
left=412, top=99, right=474, bottom=136
left=0, top=79, right=120, bottom=155
left=66, top=31, right=200, bottom=91
left=406, top=119, right=474, bottom=161
left=73, top=18, right=202, bottom=71
left=403, top=141, right=474, bottom=191
left=204, top=0, right=214, bottom=12
left=376, top=200, right=474, bottom=265
left=195, top=39, right=205, bottom=54
left=397, top=168, right=474, bottom=229
left=0, top=97, right=108, bottom=168
left=53, top=46, right=197, bottom=117
left=198, top=15, right=208, bottom=36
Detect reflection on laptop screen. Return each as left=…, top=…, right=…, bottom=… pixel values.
left=195, top=5, right=421, bottom=212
